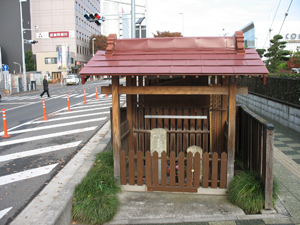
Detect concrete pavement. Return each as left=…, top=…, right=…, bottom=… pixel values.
left=6, top=100, right=300, bottom=225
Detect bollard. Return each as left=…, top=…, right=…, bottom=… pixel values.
left=42, top=99, right=48, bottom=121
left=67, top=94, right=71, bottom=111
left=2, top=109, right=11, bottom=138
left=84, top=90, right=87, bottom=104
left=95, top=87, right=98, bottom=100
left=105, top=94, right=108, bottom=97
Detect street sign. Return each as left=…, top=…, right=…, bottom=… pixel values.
left=2, top=64, right=9, bottom=71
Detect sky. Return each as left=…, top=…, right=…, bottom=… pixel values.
left=120, top=0, right=300, bottom=37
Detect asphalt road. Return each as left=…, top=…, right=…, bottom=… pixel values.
left=0, top=79, right=125, bottom=225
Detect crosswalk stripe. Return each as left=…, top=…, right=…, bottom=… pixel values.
left=57, top=106, right=111, bottom=115
left=0, top=126, right=97, bottom=147
left=0, top=118, right=106, bottom=136
left=71, top=103, right=112, bottom=109
left=0, top=207, right=12, bottom=220
left=87, top=93, right=95, bottom=97
left=73, top=94, right=85, bottom=98
left=29, top=111, right=109, bottom=124
left=0, top=141, right=82, bottom=163
left=0, top=163, right=58, bottom=186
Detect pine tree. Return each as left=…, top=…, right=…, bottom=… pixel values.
left=25, top=50, right=35, bottom=71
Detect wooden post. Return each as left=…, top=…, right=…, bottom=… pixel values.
left=112, top=76, right=121, bottom=181
left=126, top=77, right=133, bottom=151
left=227, top=76, right=237, bottom=187
left=264, top=125, right=274, bottom=209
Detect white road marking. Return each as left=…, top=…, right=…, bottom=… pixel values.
left=0, top=207, right=13, bottom=220
left=71, top=103, right=112, bottom=109
left=0, top=141, right=82, bottom=163
left=0, top=118, right=106, bottom=136
left=0, top=126, right=97, bottom=147
left=29, top=111, right=109, bottom=124
left=73, top=94, right=85, bottom=98
left=57, top=106, right=111, bottom=115
left=0, top=164, right=58, bottom=186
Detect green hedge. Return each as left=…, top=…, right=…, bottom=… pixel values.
left=237, top=76, right=300, bottom=106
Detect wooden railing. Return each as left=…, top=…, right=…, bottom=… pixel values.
left=236, top=105, right=274, bottom=210
left=120, top=150, right=227, bottom=191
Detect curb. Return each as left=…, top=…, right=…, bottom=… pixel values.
left=11, top=121, right=112, bottom=225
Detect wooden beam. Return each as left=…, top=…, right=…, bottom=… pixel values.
left=112, top=76, right=121, bottom=181
left=227, top=76, right=237, bottom=187
left=126, top=77, right=133, bottom=151
left=102, top=85, right=248, bottom=95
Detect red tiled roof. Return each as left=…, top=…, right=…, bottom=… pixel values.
left=79, top=32, right=269, bottom=77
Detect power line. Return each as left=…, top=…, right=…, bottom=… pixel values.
left=278, top=0, right=293, bottom=34
left=263, top=0, right=281, bottom=49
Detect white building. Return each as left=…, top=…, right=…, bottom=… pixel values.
left=240, top=21, right=300, bottom=52
left=30, top=0, right=101, bottom=80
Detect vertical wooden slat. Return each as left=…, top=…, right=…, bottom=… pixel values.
left=196, top=108, right=203, bottom=148
left=132, top=76, right=138, bottom=153
left=211, top=152, right=218, bottom=188
left=153, top=151, right=159, bottom=186
left=178, top=152, right=185, bottom=187
left=170, top=151, right=176, bottom=186
left=202, top=152, right=209, bottom=188
left=220, top=152, right=227, bottom=188
left=145, top=107, right=150, bottom=151
left=151, top=108, right=157, bottom=130
left=258, top=124, right=262, bottom=174
left=138, top=107, right=144, bottom=152
left=221, top=77, right=228, bottom=153
left=112, top=76, right=121, bottom=180
left=183, top=108, right=189, bottom=153
left=137, top=150, right=143, bottom=185
left=170, top=108, right=176, bottom=154
left=126, top=77, right=133, bottom=151
left=145, top=151, right=152, bottom=186
left=227, top=77, right=237, bottom=187
left=203, top=109, right=209, bottom=152
left=164, top=108, right=170, bottom=155
left=190, top=108, right=196, bottom=146
left=186, top=152, right=193, bottom=187
left=157, top=108, right=163, bottom=128
left=120, top=150, right=127, bottom=185
left=193, top=152, right=200, bottom=188
left=129, top=150, right=135, bottom=185
left=265, top=127, right=274, bottom=210
left=177, top=108, right=183, bottom=155
left=161, top=152, right=167, bottom=186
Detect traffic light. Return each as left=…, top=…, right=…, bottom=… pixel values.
left=84, top=13, right=105, bottom=26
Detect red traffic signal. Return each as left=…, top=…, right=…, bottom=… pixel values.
left=95, top=13, right=101, bottom=19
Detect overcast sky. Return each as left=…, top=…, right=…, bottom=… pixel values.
left=120, top=0, right=300, bottom=37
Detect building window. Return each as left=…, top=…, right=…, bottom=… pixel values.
left=75, top=2, right=77, bottom=10
left=51, top=57, right=57, bottom=64
left=45, top=58, right=51, bottom=64
left=77, top=45, right=79, bottom=54
left=78, top=4, right=80, bottom=11
left=80, top=46, right=82, bottom=54
left=76, top=30, right=78, bottom=39
left=76, top=16, right=78, bottom=25
left=71, top=58, right=74, bottom=64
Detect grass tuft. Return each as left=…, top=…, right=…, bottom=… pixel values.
left=72, top=149, right=120, bottom=225
left=228, top=170, right=278, bottom=214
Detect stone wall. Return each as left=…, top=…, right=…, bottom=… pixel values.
left=237, top=94, right=300, bottom=133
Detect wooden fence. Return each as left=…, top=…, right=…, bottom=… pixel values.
left=120, top=150, right=227, bottom=191
left=236, top=105, right=274, bottom=210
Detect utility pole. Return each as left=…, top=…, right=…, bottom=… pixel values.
left=131, top=0, right=136, bottom=38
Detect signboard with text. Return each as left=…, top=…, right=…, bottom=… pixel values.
left=36, top=31, right=75, bottom=39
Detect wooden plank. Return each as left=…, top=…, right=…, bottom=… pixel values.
left=157, top=108, right=163, bottom=128
left=221, top=77, right=228, bottom=153
left=138, top=106, right=144, bottom=152
left=220, top=152, right=227, bottom=188
left=147, top=186, right=197, bottom=192
left=265, top=128, right=274, bottom=210
left=102, top=85, right=248, bottom=95
left=120, top=150, right=127, bottom=185
left=145, top=151, right=152, bottom=186
left=202, top=152, right=209, bottom=188
left=178, top=152, right=185, bottom=187
left=193, top=152, right=200, bottom=188
left=153, top=151, right=159, bottom=186
left=145, top=107, right=150, bottom=151
left=190, top=109, right=196, bottom=146
left=112, top=76, right=121, bottom=180
left=196, top=108, right=203, bottom=148
left=177, top=108, right=183, bottom=155
left=129, top=150, right=135, bottom=185
left=170, top=151, right=176, bottom=186
left=164, top=108, right=170, bottom=156
left=126, top=77, right=133, bottom=151
left=183, top=108, right=189, bottom=153
left=211, top=152, right=218, bottom=188
left=132, top=77, right=138, bottom=153
left=186, top=152, right=193, bottom=187
left=161, top=152, right=167, bottom=186
left=137, top=150, right=144, bottom=186
left=170, top=108, right=176, bottom=154
left=151, top=108, right=156, bottom=131
left=203, top=109, right=209, bottom=152
left=227, top=77, right=237, bottom=187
